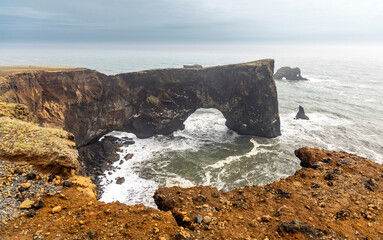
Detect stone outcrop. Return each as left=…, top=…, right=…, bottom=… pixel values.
left=0, top=60, right=280, bottom=147
left=183, top=64, right=203, bottom=69
left=295, top=105, right=309, bottom=120
left=77, top=136, right=135, bottom=197
left=153, top=147, right=383, bottom=239
left=0, top=102, right=79, bottom=175
left=274, top=66, right=308, bottom=80
left=2, top=147, right=383, bottom=239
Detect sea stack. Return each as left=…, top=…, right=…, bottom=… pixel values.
left=295, top=105, right=309, bottom=120
left=274, top=66, right=308, bottom=80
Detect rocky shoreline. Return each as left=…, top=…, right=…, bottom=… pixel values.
left=77, top=136, right=135, bottom=198
left=1, top=143, right=382, bottom=239
left=1, top=66, right=382, bottom=239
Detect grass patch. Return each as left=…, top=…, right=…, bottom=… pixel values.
left=0, top=102, right=36, bottom=122
left=0, top=102, right=79, bottom=173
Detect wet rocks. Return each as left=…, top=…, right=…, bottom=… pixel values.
left=124, top=153, right=134, bottom=161
left=294, top=105, right=309, bottom=120
left=274, top=66, right=308, bottom=80
left=115, top=177, right=125, bottom=185
left=77, top=136, right=135, bottom=197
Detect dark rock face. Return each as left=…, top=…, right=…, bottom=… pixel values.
left=274, top=66, right=308, bottom=80
left=77, top=136, right=134, bottom=196
left=0, top=59, right=280, bottom=146
left=295, top=105, right=309, bottom=120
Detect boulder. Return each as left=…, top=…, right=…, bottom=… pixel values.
left=115, top=177, right=125, bottom=184
left=274, top=66, right=308, bottom=80
left=295, top=105, right=309, bottom=120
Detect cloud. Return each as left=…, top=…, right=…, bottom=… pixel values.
left=0, top=7, right=55, bottom=19
left=0, top=0, right=382, bottom=42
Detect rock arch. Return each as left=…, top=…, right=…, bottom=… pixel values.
left=111, top=60, right=280, bottom=142
left=0, top=59, right=280, bottom=146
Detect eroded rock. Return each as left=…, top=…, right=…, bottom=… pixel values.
left=0, top=60, right=280, bottom=147
left=153, top=147, right=383, bottom=239
left=295, top=105, right=309, bottom=120
left=274, top=66, right=308, bottom=80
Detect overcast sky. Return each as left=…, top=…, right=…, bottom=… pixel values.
left=1, top=0, right=383, bottom=43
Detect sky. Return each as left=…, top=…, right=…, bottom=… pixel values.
left=1, top=0, right=383, bottom=43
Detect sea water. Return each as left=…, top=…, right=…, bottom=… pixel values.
left=1, top=43, right=382, bottom=207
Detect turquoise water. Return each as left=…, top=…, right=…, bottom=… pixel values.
left=1, top=43, right=382, bottom=207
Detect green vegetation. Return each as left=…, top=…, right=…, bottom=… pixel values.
left=0, top=102, right=36, bottom=122
left=0, top=102, right=78, bottom=171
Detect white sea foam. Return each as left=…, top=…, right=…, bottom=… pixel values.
left=100, top=108, right=242, bottom=206
left=82, top=44, right=383, bottom=207
left=206, top=139, right=259, bottom=169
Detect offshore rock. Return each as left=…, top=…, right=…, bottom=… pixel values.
left=294, top=105, right=309, bottom=120
left=274, top=66, right=308, bottom=80
left=0, top=60, right=280, bottom=146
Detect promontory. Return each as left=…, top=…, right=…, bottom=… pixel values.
left=0, top=59, right=280, bottom=147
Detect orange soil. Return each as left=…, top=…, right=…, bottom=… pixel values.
left=1, top=147, right=382, bottom=240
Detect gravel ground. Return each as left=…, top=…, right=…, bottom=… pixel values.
left=0, top=159, right=63, bottom=226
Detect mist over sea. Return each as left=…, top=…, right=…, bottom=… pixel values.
left=1, top=43, right=382, bottom=207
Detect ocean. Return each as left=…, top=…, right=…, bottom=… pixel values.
left=1, top=43, right=382, bottom=207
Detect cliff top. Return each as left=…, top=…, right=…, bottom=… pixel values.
left=0, top=59, right=274, bottom=77
left=0, top=102, right=79, bottom=174
left=0, top=65, right=87, bottom=76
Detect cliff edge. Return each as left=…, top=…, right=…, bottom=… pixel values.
left=1, top=143, right=382, bottom=239
left=0, top=60, right=280, bottom=146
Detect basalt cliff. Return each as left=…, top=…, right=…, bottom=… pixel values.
left=1, top=64, right=383, bottom=239
left=0, top=59, right=280, bottom=147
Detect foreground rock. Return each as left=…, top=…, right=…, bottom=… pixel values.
left=1, top=146, right=382, bottom=239
left=0, top=60, right=280, bottom=147
left=154, top=147, right=383, bottom=239
left=295, top=105, right=310, bottom=120
left=274, top=66, right=308, bottom=80
left=0, top=185, right=178, bottom=240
